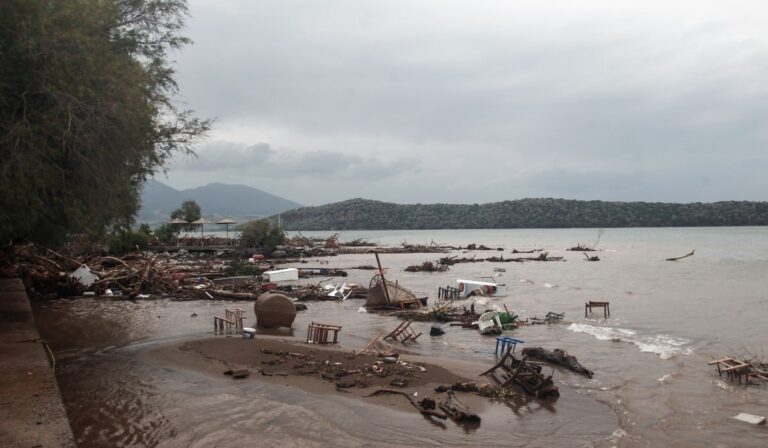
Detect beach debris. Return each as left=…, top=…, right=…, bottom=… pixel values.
left=528, top=311, right=565, bottom=325
left=434, top=382, right=514, bottom=399
left=69, top=264, right=98, bottom=287
left=214, top=308, right=246, bottom=335
left=708, top=357, right=768, bottom=384
left=254, top=292, right=297, bottom=329
left=365, top=253, right=427, bottom=309
left=585, top=300, right=610, bottom=318
left=306, top=321, right=342, bottom=344
left=390, top=378, right=409, bottom=387
left=521, top=347, right=594, bottom=378
left=666, top=250, right=695, bottom=261
left=223, top=369, right=251, bottom=379
left=473, top=311, right=502, bottom=335
left=404, top=261, right=448, bottom=272
left=354, top=331, right=396, bottom=357
left=495, top=336, right=525, bottom=356
left=366, top=389, right=447, bottom=419
left=439, top=391, right=481, bottom=423
left=430, top=325, right=445, bottom=336
left=480, top=351, right=560, bottom=399
left=732, top=413, right=766, bottom=425
left=583, top=253, right=600, bottom=261
left=384, top=320, right=422, bottom=343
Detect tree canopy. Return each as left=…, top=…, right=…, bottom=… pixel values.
left=272, top=198, right=768, bottom=230
left=239, top=219, right=285, bottom=252
left=0, top=0, right=210, bottom=245
left=171, top=199, right=201, bottom=230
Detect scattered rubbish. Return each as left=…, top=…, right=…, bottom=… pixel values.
left=473, top=311, right=502, bottom=335
left=708, top=357, right=768, bottom=384
left=105, top=288, right=114, bottom=296
left=136, top=294, right=150, bottom=299
left=294, top=303, right=308, bottom=311
left=528, top=311, right=565, bottom=325
left=430, top=324, right=445, bottom=336
left=83, top=291, right=95, bottom=296
left=190, top=313, right=198, bottom=317
left=481, top=351, right=560, bottom=399
left=69, top=264, right=98, bottom=287
left=495, top=336, right=524, bottom=356
left=583, top=253, right=600, bottom=262
left=223, top=369, right=250, bottom=379
left=354, top=331, right=396, bottom=357
left=384, top=320, right=422, bottom=343
left=306, top=321, right=342, bottom=344
left=383, top=356, right=398, bottom=364
left=364, top=253, right=428, bottom=309
left=666, top=250, right=695, bottom=262
left=366, top=389, right=447, bottom=420
left=585, top=301, right=610, bottom=318
left=404, top=261, right=448, bottom=272
left=214, top=307, right=246, bottom=335
left=456, top=278, right=508, bottom=298
left=521, top=347, right=593, bottom=378
left=439, top=391, right=480, bottom=423
left=390, top=378, right=408, bottom=387
left=254, top=292, right=297, bottom=329
left=493, top=267, right=506, bottom=272
left=242, top=327, right=256, bottom=339
left=325, top=282, right=353, bottom=300
left=263, top=268, right=299, bottom=282
left=732, top=413, right=766, bottom=425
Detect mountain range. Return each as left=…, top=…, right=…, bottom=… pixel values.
left=137, top=180, right=301, bottom=223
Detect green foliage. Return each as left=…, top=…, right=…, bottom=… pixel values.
left=171, top=199, right=202, bottom=230
left=108, top=229, right=149, bottom=253
left=153, top=223, right=177, bottom=243
left=239, top=219, right=285, bottom=252
left=224, top=260, right=261, bottom=277
left=273, top=198, right=768, bottom=230
left=0, top=0, right=210, bottom=245
left=138, top=223, right=152, bottom=236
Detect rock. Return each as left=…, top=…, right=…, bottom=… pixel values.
left=294, top=303, right=308, bottom=311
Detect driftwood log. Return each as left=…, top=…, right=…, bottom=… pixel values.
left=666, top=250, right=695, bottom=261
left=366, top=389, right=447, bottom=419
left=438, top=391, right=480, bottom=423
left=521, top=347, right=593, bottom=378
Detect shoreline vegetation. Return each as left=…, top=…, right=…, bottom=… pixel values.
left=269, top=197, right=768, bottom=230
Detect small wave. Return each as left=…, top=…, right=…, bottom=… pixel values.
left=657, top=374, right=672, bottom=383
left=568, top=323, right=692, bottom=359
left=543, top=283, right=558, bottom=288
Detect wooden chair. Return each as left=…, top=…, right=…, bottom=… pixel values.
left=306, top=321, right=342, bottom=344
left=384, top=320, right=422, bottom=343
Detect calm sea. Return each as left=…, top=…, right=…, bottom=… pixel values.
left=33, top=227, right=768, bottom=447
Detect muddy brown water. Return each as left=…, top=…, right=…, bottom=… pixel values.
left=32, top=228, right=768, bottom=447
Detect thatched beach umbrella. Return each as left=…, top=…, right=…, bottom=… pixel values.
left=190, top=218, right=210, bottom=238
left=216, top=218, right=238, bottom=244
left=168, top=217, right=188, bottom=245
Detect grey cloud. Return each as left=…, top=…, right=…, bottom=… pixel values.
left=163, top=0, right=768, bottom=204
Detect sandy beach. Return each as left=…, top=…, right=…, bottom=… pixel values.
left=153, top=335, right=500, bottom=419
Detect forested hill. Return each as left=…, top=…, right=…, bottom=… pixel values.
left=272, top=198, right=768, bottom=230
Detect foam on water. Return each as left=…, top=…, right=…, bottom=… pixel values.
left=568, top=323, right=693, bottom=359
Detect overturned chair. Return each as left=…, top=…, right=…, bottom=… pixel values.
left=306, top=321, right=342, bottom=344
left=384, top=320, right=422, bottom=343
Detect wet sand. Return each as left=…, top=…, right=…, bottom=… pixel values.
left=153, top=335, right=494, bottom=416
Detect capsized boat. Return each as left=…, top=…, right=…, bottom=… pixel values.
left=456, top=277, right=507, bottom=298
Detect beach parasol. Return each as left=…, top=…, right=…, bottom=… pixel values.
left=216, top=218, right=238, bottom=245
left=190, top=218, right=210, bottom=238
left=168, top=218, right=188, bottom=245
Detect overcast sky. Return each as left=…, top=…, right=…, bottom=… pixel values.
left=160, top=0, right=768, bottom=206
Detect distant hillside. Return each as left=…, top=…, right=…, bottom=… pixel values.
left=138, top=180, right=301, bottom=222
left=271, top=198, right=768, bottom=230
